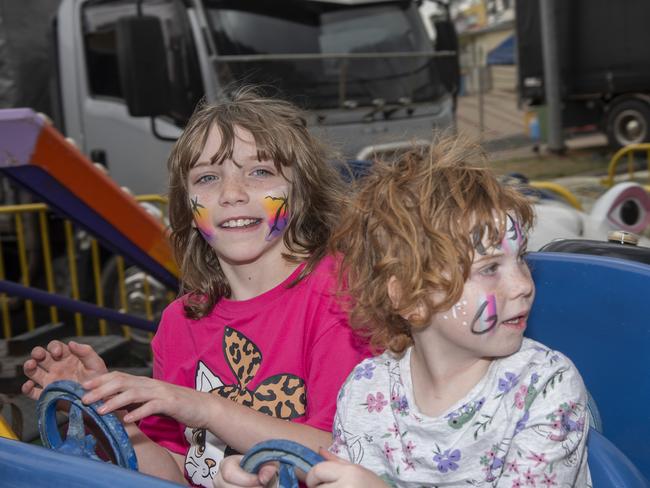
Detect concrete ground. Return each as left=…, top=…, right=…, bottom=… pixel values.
left=454, top=89, right=630, bottom=210
left=455, top=88, right=610, bottom=167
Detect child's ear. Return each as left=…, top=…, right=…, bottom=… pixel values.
left=388, top=276, right=427, bottom=323
left=387, top=276, right=402, bottom=309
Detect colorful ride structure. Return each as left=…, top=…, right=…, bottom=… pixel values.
left=0, top=108, right=177, bottom=289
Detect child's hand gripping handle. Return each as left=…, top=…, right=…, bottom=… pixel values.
left=240, top=439, right=324, bottom=488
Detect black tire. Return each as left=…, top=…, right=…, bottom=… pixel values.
left=606, top=98, right=650, bottom=148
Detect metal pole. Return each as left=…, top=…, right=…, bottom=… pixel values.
left=477, top=46, right=484, bottom=141
left=539, top=0, right=565, bottom=153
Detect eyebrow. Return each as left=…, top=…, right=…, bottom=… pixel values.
left=473, top=250, right=504, bottom=264
left=191, top=161, right=213, bottom=169
left=191, top=158, right=246, bottom=170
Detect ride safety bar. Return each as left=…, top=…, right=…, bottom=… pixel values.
left=602, top=143, right=650, bottom=192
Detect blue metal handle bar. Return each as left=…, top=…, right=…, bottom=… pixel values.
left=0, top=279, right=157, bottom=331
left=37, top=380, right=138, bottom=470
left=240, top=440, right=324, bottom=488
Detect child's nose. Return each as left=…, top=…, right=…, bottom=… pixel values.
left=219, top=175, right=248, bottom=206
left=510, top=265, right=535, bottom=299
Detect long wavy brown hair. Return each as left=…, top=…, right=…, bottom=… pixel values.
left=330, top=137, right=535, bottom=355
left=168, top=87, right=346, bottom=318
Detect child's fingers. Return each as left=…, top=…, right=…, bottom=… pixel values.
left=121, top=402, right=155, bottom=423
left=81, top=372, right=131, bottom=402
left=257, top=463, right=278, bottom=485
left=95, top=389, right=143, bottom=416
left=21, top=379, right=43, bottom=401
left=318, top=448, right=346, bottom=463
left=46, top=340, right=68, bottom=360
left=305, top=461, right=340, bottom=486
left=29, top=346, right=54, bottom=371
left=81, top=370, right=134, bottom=393
left=82, top=373, right=157, bottom=414
left=29, top=346, right=47, bottom=362
left=23, top=359, right=48, bottom=386
left=216, top=455, right=264, bottom=487
left=69, top=341, right=107, bottom=372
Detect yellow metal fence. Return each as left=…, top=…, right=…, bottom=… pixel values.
left=0, top=195, right=173, bottom=339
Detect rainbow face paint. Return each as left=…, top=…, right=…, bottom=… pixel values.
left=190, top=195, right=215, bottom=242
left=263, top=194, right=289, bottom=241
left=471, top=294, right=498, bottom=334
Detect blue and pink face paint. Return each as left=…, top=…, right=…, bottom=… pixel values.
left=471, top=294, right=498, bottom=334
left=501, top=214, right=524, bottom=255
left=467, top=214, right=523, bottom=335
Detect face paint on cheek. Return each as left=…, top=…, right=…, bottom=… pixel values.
left=470, top=294, right=498, bottom=334
left=501, top=214, right=523, bottom=255
left=190, top=196, right=216, bottom=242
left=263, top=194, right=289, bottom=241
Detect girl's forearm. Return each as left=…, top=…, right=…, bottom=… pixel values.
left=205, top=395, right=332, bottom=454
left=123, top=418, right=187, bottom=484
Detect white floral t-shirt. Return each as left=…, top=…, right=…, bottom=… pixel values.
left=330, top=338, right=591, bottom=487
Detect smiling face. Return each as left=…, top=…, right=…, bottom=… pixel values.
left=428, top=214, right=535, bottom=359
left=187, top=125, right=292, bottom=268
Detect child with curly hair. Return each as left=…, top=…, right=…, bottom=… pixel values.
left=304, top=139, right=591, bottom=487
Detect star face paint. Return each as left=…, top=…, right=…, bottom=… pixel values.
left=190, top=195, right=215, bottom=242
left=471, top=294, right=498, bottom=334
left=263, top=194, right=289, bottom=241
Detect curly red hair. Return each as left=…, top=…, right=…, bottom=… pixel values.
left=331, top=137, right=535, bottom=355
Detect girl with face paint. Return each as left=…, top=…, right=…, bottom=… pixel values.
left=21, top=88, right=370, bottom=487
left=306, top=139, right=591, bottom=488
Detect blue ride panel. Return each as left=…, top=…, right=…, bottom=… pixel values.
left=526, top=251, right=650, bottom=480
left=0, top=436, right=183, bottom=488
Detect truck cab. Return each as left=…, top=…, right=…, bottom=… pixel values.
left=55, top=0, right=455, bottom=195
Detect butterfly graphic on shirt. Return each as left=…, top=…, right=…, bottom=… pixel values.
left=184, top=326, right=306, bottom=487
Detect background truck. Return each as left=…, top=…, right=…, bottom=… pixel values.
left=1, top=0, right=456, bottom=196
left=0, top=0, right=457, bottom=334
left=516, top=0, right=650, bottom=148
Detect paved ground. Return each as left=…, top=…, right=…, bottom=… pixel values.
left=455, top=89, right=610, bottom=164
left=456, top=89, right=527, bottom=144
left=454, top=89, right=626, bottom=210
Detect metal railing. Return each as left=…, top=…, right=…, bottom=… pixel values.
left=602, top=143, right=650, bottom=191
left=0, top=195, right=173, bottom=339
left=529, top=181, right=584, bottom=211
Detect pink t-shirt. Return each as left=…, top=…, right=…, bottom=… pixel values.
left=139, top=255, right=368, bottom=487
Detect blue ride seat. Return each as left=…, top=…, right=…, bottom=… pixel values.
left=526, top=251, right=650, bottom=481
left=587, top=428, right=649, bottom=487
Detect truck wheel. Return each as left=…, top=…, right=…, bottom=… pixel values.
left=606, top=99, right=650, bottom=148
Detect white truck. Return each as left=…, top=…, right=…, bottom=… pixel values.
left=1, top=0, right=456, bottom=196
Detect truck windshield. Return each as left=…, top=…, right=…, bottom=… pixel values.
left=203, top=0, right=447, bottom=110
